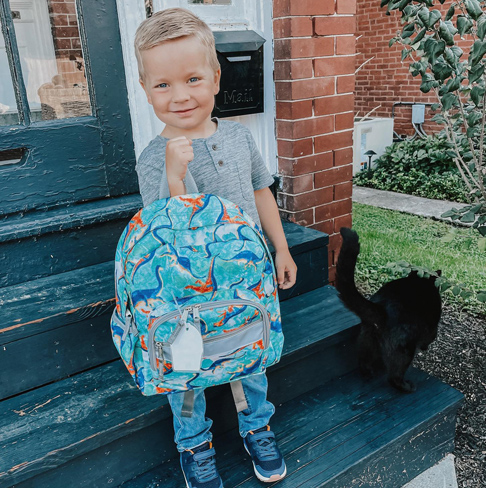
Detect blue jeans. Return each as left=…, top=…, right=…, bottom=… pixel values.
left=167, top=373, right=275, bottom=452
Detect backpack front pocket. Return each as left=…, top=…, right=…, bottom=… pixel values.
left=148, top=298, right=270, bottom=383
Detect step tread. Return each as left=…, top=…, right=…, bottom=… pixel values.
left=0, top=195, right=142, bottom=243
left=0, top=222, right=328, bottom=345
left=120, top=368, right=463, bottom=488
left=0, top=285, right=358, bottom=486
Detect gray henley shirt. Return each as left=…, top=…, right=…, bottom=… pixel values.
left=135, top=119, right=274, bottom=227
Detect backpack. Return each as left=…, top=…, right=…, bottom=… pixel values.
left=110, top=194, right=283, bottom=414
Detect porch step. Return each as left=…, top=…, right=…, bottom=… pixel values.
left=120, top=368, right=463, bottom=488
left=0, top=285, right=359, bottom=488
left=0, top=220, right=327, bottom=399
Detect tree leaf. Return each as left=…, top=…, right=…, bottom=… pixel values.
left=428, top=10, right=442, bottom=28
left=447, top=76, right=462, bottom=92
left=457, top=15, right=474, bottom=36
left=469, top=40, right=486, bottom=66
left=478, top=17, right=486, bottom=41
left=414, top=27, right=427, bottom=45
left=460, top=211, right=476, bottom=222
left=471, top=85, right=485, bottom=106
left=451, top=46, right=464, bottom=59
left=433, top=62, right=453, bottom=80
left=466, top=110, right=483, bottom=126
left=445, top=4, right=455, bottom=21
left=381, top=0, right=391, bottom=7
left=441, top=92, right=458, bottom=110
left=439, top=21, right=455, bottom=45
left=468, top=62, right=485, bottom=83
left=465, top=0, right=483, bottom=21
left=418, top=7, right=430, bottom=27
left=398, top=0, right=412, bottom=11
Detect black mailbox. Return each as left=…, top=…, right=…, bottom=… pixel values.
left=212, top=30, right=265, bottom=118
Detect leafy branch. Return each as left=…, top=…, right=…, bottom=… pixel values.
left=382, top=0, right=486, bottom=235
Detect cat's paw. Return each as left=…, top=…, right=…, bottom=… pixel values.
left=389, top=377, right=416, bottom=393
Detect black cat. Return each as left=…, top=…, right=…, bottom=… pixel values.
left=335, top=227, right=441, bottom=393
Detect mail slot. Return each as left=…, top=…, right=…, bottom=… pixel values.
left=212, top=30, right=265, bottom=118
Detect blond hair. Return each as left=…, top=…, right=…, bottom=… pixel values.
left=134, top=8, right=220, bottom=81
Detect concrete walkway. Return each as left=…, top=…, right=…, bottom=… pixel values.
left=353, top=186, right=470, bottom=225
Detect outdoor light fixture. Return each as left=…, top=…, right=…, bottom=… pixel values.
left=364, top=149, right=377, bottom=171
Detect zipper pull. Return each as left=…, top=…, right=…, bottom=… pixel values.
left=155, top=342, right=164, bottom=379
left=180, top=307, right=190, bottom=327
left=122, top=309, right=133, bottom=342
left=192, top=304, right=201, bottom=332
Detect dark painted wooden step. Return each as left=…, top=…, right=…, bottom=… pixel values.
left=0, top=285, right=359, bottom=488
left=0, top=222, right=328, bottom=398
left=120, top=368, right=463, bottom=488
left=0, top=195, right=142, bottom=288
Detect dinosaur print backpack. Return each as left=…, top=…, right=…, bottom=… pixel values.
left=110, top=194, right=283, bottom=412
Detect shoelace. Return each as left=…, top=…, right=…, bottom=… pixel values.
left=252, top=434, right=279, bottom=460
left=193, top=449, right=219, bottom=482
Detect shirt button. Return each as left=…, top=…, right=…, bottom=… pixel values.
left=212, top=144, right=218, bottom=150
left=218, top=160, right=224, bottom=166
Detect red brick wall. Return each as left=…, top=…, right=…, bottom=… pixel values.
left=273, top=0, right=356, bottom=283
left=48, top=0, right=85, bottom=86
left=355, top=1, right=472, bottom=136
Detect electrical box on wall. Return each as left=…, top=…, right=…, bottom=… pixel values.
left=212, top=30, right=265, bottom=118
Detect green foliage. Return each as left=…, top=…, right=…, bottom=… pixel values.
left=383, top=0, right=486, bottom=234
left=353, top=136, right=470, bottom=202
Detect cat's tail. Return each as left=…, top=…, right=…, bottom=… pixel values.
left=335, top=227, right=386, bottom=328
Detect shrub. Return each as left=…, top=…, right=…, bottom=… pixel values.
left=354, top=136, right=470, bottom=202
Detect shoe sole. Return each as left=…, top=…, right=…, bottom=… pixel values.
left=244, top=443, right=287, bottom=483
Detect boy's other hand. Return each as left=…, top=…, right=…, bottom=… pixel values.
left=274, top=249, right=297, bottom=290
left=166, top=136, right=194, bottom=184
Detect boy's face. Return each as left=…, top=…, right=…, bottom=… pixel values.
left=139, top=36, right=221, bottom=137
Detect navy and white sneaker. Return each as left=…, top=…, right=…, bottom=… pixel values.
left=244, top=426, right=287, bottom=483
left=180, top=441, right=224, bottom=488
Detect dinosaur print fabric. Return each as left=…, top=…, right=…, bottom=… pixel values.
left=111, top=194, right=283, bottom=396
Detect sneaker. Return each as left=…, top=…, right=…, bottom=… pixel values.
left=180, top=441, right=224, bottom=488
left=243, top=426, right=287, bottom=483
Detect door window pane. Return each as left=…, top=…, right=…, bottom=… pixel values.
left=0, top=30, right=19, bottom=126
left=10, top=0, right=91, bottom=122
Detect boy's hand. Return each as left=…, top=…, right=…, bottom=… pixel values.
left=166, top=136, right=193, bottom=184
left=274, top=248, right=297, bottom=290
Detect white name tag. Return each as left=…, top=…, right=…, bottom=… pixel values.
left=171, top=322, right=203, bottom=372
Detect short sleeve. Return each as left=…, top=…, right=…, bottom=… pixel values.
left=245, top=129, right=275, bottom=191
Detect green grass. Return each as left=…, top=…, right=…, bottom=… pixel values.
left=351, top=203, right=486, bottom=316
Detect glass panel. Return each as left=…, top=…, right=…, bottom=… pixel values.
left=0, top=28, right=19, bottom=126
left=11, top=0, right=91, bottom=122
left=188, top=0, right=232, bottom=4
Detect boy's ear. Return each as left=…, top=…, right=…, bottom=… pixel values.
left=139, top=78, right=153, bottom=105
left=213, top=68, right=221, bottom=95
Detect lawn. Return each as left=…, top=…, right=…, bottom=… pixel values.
left=351, top=203, right=486, bottom=316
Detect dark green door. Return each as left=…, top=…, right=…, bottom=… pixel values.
left=0, top=0, right=137, bottom=216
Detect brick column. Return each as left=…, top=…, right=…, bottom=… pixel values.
left=273, top=0, right=356, bottom=283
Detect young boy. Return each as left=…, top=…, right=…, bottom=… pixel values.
left=134, top=8, right=297, bottom=488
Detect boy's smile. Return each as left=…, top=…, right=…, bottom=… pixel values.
left=139, top=36, right=221, bottom=139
